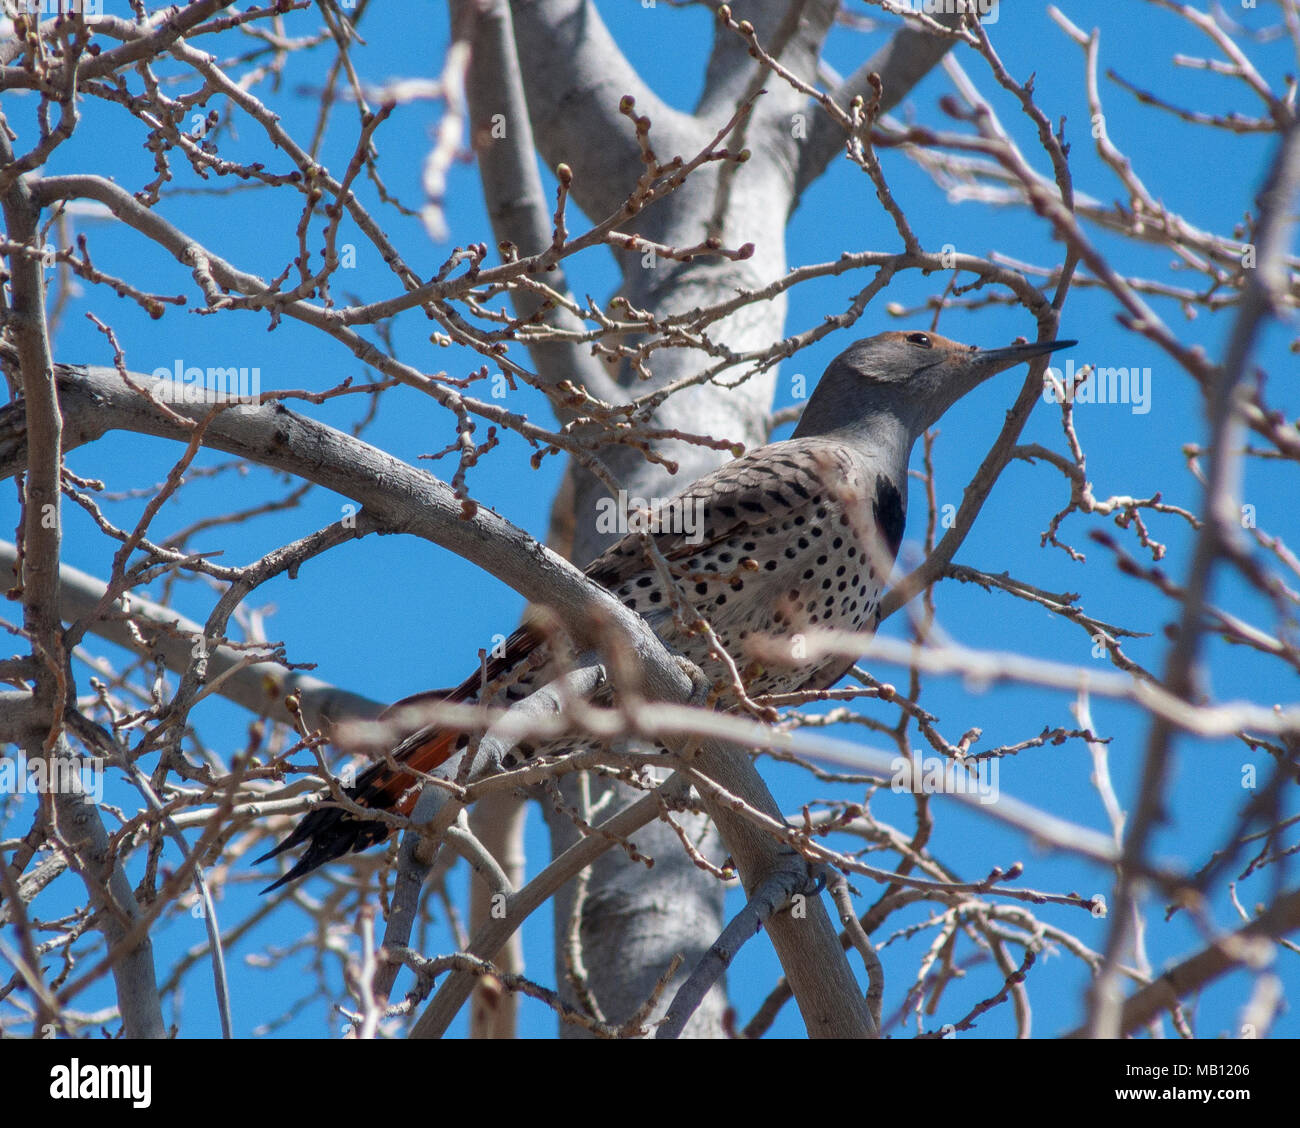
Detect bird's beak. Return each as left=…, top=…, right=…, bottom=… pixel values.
left=972, top=338, right=1076, bottom=374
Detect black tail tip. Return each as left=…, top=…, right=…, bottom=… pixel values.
left=259, top=862, right=308, bottom=895
left=256, top=837, right=331, bottom=895
left=255, top=809, right=393, bottom=894
left=257, top=846, right=333, bottom=894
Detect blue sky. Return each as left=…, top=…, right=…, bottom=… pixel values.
left=4, top=0, right=1297, bottom=1037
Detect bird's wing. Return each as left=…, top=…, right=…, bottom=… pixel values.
left=583, top=436, right=860, bottom=590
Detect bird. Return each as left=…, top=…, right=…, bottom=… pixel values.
left=257, top=330, right=1074, bottom=891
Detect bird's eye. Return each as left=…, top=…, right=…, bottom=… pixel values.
left=906, top=332, right=932, bottom=348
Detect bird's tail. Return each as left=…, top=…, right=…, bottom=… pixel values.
left=255, top=721, right=466, bottom=892
left=257, top=625, right=541, bottom=892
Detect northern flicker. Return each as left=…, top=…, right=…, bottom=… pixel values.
left=258, top=330, right=1074, bottom=890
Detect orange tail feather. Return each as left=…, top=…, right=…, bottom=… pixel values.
left=258, top=624, right=543, bottom=891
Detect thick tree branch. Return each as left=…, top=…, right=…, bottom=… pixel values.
left=457, top=0, right=622, bottom=404
left=508, top=0, right=696, bottom=222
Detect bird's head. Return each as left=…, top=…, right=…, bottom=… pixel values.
left=792, top=330, right=1076, bottom=443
